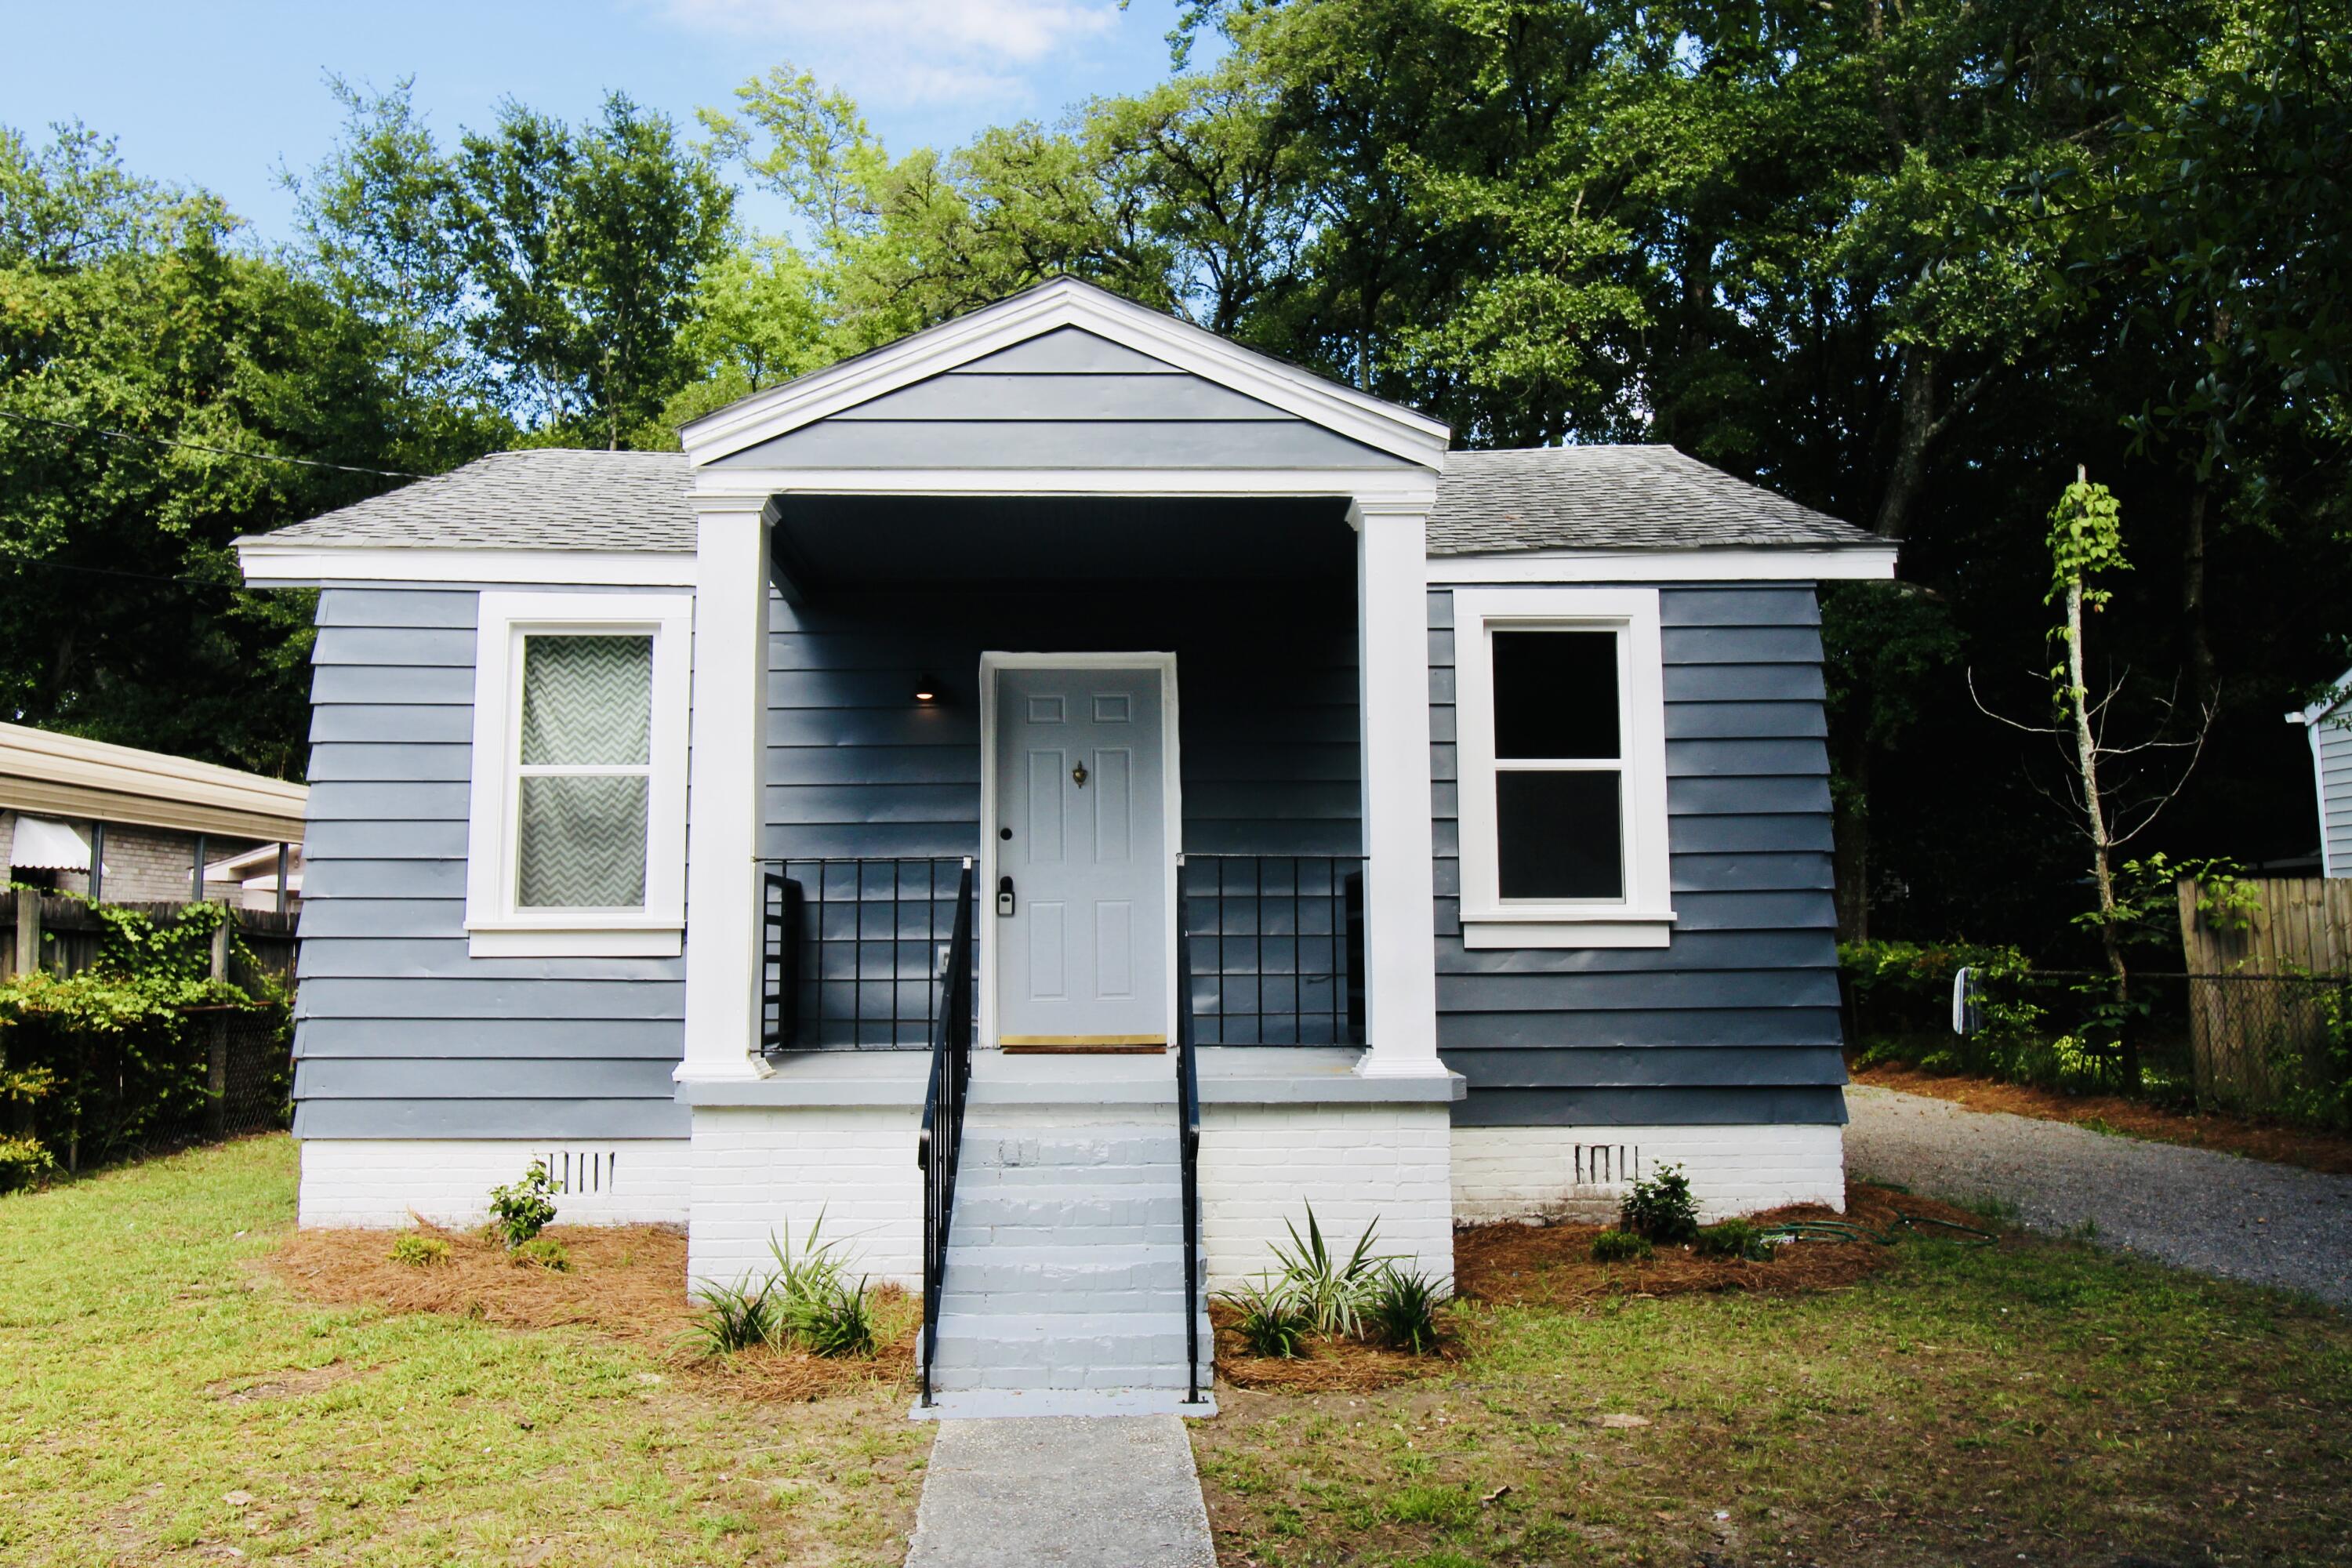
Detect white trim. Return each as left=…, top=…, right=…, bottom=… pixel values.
left=1451, top=586, right=1675, bottom=935
left=677, top=510, right=775, bottom=1083
left=1428, top=546, right=1896, bottom=583
left=235, top=543, right=698, bottom=589
left=1462, top=920, right=1672, bottom=949
left=1353, top=501, right=1445, bottom=1077
left=679, top=278, right=1450, bottom=469
left=976, top=652, right=1183, bottom=1053
left=2309, top=717, right=2337, bottom=880
left=695, top=466, right=1441, bottom=508
left=463, top=592, right=691, bottom=959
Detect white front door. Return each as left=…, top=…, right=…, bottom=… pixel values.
left=993, top=665, right=1169, bottom=1047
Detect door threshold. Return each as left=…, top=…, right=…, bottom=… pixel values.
left=1000, top=1035, right=1168, bottom=1055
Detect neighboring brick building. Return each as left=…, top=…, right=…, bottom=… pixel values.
left=0, top=724, right=305, bottom=910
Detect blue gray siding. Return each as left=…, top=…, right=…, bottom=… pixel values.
left=292, top=586, right=690, bottom=1141
left=764, top=582, right=1361, bottom=861
left=1431, top=584, right=1848, bottom=1127
left=713, top=328, right=1413, bottom=471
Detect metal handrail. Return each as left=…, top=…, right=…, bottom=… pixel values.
left=915, top=856, right=977, bottom=1408
left=1175, top=855, right=1207, bottom=1405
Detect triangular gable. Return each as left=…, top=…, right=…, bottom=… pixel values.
left=677, top=278, right=1450, bottom=469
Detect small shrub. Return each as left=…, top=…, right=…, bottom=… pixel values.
left=1363, top=1264, right=1448, bottom=1353
left=0, top=1134, right=55, bottom=1195
left=487, top=1160, right=558, bottom=1247
left=1269, top=1204, right=1387, bottom=1337
left=784, top=1276, right=878, bottom=1358
left=1589, top=1228, right=1654, bottom=1263
left=688, top=1277, right=778, bottom=1356
left=510, top=1236, right=571, bottom=1272
left=1221, top=1276, right=1313, bottom=1359
left=1692, top=1218, right=1777, bottom=1262
left=388, top=1232, right=450, bottom=1267
left=1619, top=1164, right=1699, bottom=1243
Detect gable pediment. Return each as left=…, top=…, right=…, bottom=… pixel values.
left=679, top=279, right=1449, bottom=470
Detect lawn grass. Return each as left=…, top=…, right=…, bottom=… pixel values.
left=0, top=1136, right=927, bottom=1566
left=1194, top=1228, right=2352, bottom=1566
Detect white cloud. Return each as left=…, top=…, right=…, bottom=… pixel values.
left=659, top=0, right=1122, bottom=105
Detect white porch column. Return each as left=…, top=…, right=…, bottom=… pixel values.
left=678, top=499, right=773, bottom=1082
left=1352, top=495, right=1444, bottom=1076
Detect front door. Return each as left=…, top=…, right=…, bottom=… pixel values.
left=993, top=665, right=1169, bottom=1048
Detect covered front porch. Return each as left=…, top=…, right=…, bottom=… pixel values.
left=677, top=480, right=1451, bottom=1086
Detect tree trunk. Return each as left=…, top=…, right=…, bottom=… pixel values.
left=2183, top=485, right=2217, bottom=712
left=2067, top=560, right=2138, bottom=1089
left=1833, top=739, right=1873, bottom=943
left=1873, top=349, right=1937, bottom=539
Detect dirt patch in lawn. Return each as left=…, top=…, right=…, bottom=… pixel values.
left=1452, top=1181, right=1994, bottom=1313
left=1853, top=1059, right=2352, bottom=1174
left=267, top=1221, right=918, bottom=1402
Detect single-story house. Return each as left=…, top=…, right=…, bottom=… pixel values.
left=2288, top=673, right=2352, bottom=877
left=0, top=721, right=304, bottom=909
left=237, top=278, right=1895, bottom=1411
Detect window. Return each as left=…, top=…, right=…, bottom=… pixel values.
left=466, top=593, right=691, bottom=956
left=1453, top=588, right=1672, bottom=949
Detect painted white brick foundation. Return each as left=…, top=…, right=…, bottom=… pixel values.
left=686, top=1105, right=924, bottom=1291
left=297, top=1139, right=692, bottom=1228
left=1199, top=1104, right=1455, bottom=1289
left=1451, top=1123, right=1846, bottom=1224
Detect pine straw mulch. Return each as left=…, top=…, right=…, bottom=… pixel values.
left=1451, top=1180, right=1994, bottom=1314
left=1214, top=1182, right=1996, bottom=1396
left=267, top=1221, right=918, bottom=1403
left=1852, top=1060, right=2352, bottom=1174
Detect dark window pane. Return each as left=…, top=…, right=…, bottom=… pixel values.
left=1496, top=771, right=1623, bottom=899
left=1492, top=630, right=1618, bottom=760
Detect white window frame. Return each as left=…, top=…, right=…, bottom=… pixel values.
left=465, top=591, right=692, bottom=958
left=1453, top=586, right=1674, bottom=949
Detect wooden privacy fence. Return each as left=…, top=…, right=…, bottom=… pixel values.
left=0, top=891, right=297, bottom=992
left=2175, top=876, right=2352, bottom=1110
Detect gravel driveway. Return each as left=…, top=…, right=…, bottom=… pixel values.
left=1844, top=1084, right=2352, bottom=1308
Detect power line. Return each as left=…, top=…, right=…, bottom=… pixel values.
left=0, top=408, right=425, bottom=480
left=4, top=555, right=241, bottom=591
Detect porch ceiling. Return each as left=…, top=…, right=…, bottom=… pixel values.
left=766, top=494, right=1354, bottom=598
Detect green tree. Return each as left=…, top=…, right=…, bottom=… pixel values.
left=0, top=123, right=393, bottom=775
left=457, top=93, right=733, bottom=445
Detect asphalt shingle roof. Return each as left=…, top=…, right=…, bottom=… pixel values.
left=249, top=443, right=1879, bottom=557
left=1426, top=445, right=1875, bottom=554
left=250, top=448, right=695, bottom=551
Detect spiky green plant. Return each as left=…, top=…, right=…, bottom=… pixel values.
left=1219, top=1276, right=1313, bottom=1359
left=1363, top=1264, right=1448, bottom=1354
left=1269, top=1204, right=1388, bottom=1337
left=686, top=1276, right=779, bottom=1356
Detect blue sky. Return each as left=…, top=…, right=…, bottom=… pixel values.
left=2, top=1, right=1194, bottom=244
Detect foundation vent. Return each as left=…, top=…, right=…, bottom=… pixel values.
left=1573, top=1144, right=1641, bottom=1187
left=538, top=1149, right=619, bottom=1196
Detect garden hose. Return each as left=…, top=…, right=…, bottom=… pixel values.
left=1758, top=1212, right=1998, bottom=1249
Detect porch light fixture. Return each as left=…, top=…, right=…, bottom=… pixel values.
left=913, top=676, right=940, bottom=704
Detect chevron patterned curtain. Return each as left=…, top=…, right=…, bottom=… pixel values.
left=516, top=634, right=653, bottom=909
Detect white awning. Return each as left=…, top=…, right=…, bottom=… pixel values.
left=9, top=815, right=92, bottom=871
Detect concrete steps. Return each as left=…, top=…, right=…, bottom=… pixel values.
left=926, top=1076, right=1210, bottom=1412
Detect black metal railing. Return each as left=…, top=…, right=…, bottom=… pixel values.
left=760, top=857, right=977, bottom=1051
left=916, top=858, right=977, bottom=1409
left=1181, top=855, right=1365, bottom=1046
left=1174, top=864, right=1207, bottom=1405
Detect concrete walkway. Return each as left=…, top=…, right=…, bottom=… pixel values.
left=1846, top=1083, right=2352, bottom=1308
left=903, top=1415, right=1216, bottom=1568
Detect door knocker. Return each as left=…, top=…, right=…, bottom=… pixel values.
left=1071, top=760, right=1090, bottom=788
